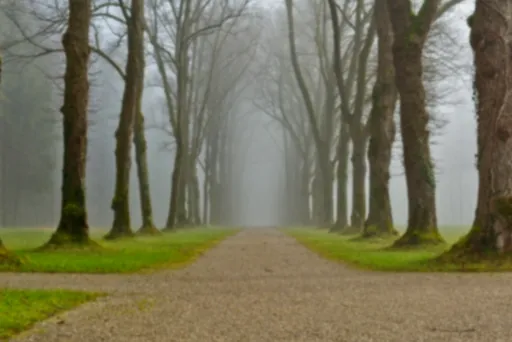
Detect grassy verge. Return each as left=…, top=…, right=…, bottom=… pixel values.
left=0, top=228, right=238, bottom=273
left=284, top=227, right=512, bottom=272
left=0, top=289, right=100, bottom=340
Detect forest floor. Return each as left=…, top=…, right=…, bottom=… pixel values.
left=2, top=228, right=512, bottom=341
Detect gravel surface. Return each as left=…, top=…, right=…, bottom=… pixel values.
left=3, top=228, right=512, bottom=342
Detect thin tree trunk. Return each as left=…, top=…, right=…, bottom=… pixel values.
left=387, top=0, right=444, bottom=247
left=45, top=0, right=92, bottom=246
left=332, top=124, right=350, bottom=231
left=447, top=0, right=512, bottom=257
left=300, top=157, right=311, bottom=225
left=106, top=0, right=145, bottom=239
left=203, top=141, right=211, bottom=224
left=364, top=0, right=398, bottom=238
left=165, top=44, right=190, bottom=230
left=134, top=111, right=159, bottom=235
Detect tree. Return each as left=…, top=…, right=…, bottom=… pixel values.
left=363, top=0, right=398, bottom=237
left=0, top=50, right=20, bottom=265
left=284, top=0, right=337, bottom=227
left=446, top=0, right=512, bottom=257
left=45, top=0, right=93, bottom=246
left=106, top=0, right=146, bottom=239
left=386, top=0, right=444, bottom=246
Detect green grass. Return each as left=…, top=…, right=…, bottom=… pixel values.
left=0, top=289, right=101, bottom=340
left=0, top=228, right=238, bottom=273
left=284, top=227, right=512, bottom=272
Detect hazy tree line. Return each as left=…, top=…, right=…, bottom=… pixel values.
left=0, top=0, right=261, bottom=240
left=0, top=0, right=510, bottom=259
left=259, top=0, right=467, bottom=239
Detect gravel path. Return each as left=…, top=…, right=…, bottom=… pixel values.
left=3, top=228, right=512, bottom=342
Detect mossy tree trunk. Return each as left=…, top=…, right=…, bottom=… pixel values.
left=386, top=0, right=444, bottom=247
left=46, top=0, right=92, bottom=246
left=106, top=0, right=145, bottom=239
left=363, top=0, right=398, bottom=238
left=134, top=111, right=159, bottom=235
left=447, top=1, right=512, bottom=257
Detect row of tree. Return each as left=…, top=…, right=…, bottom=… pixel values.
left=262, top=0, right=464, bottom=242
left=0, top=0, right=509, bottom=258
left=267, top=0, right=511, bottom=256
left=0, top=0, right=261, bottom=249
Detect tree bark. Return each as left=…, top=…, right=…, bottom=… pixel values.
left=165, top=43, right=190, bottom=230
left=447, top=0, right=512, bottom=257
left=0, top=52, right=20, bottom=261
left=106, top=0, right=145, bottom=239
left=46, top=0, right=92, bottom=246
left=387, top=0, right=444, bottom=246
left=187, top=165, right=201, bottom=225
left=332, top=124, right=350, bottom=231
left=134, top=111, right=159, bottom=235
left=350, top=131, right=367, bottom=231
left=364, top=0, right=398, bottom=238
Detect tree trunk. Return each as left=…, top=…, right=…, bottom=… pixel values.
left=447, top=0, right=512, bottom=257
left=165, top=145, right=184, bottom=229
left=332, top=124, right=349, bottom=231
left=165, top=43, right=190, bottom=230
left=300, top=158, right=311, bottom=225
left=387, top=0, right=444, bottom=247
left=364, top=0, right=398, bottom=238
left=187, top=166, right=201, bottom=225
left=350, top=131, right=367, bottom=231
left=106, top=0, right=145, bottom=240
left=45, top=0, right=92, bottom=246
left=134, top=111, right=159, bottom=235
left=311, top=173, right=322, bottom=225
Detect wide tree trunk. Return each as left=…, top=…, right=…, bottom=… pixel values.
left=447, top=0, right=512, bottom=257
left=134, top=111, right=159, bottom=235
left=364, top=0, right=398, bottom=238
left=350, top=132, right=367, bottom=231
left=311, top=173, right=322, bottom=225
left=187, top=166, right=201, bottom=225
left=106, top=0, right=145, bottom=240
left=386, top=0, right=444, bottom=246
left=45, top=0, right=92, bottom=246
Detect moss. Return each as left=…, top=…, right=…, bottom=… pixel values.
left=337, top=225, right=363, bottom=236
left=0, top=247, right=22, bottom=267
left=361, top=224, right=398, bottom=239
left=390, top=228, right=445, bottom=249
left=466, top=14, right=474, bottom=28
left=136, top=222, right=161, bottom=236
left=494, top=197, right=512, bottom=217
left=103, top=229, right=134, bottom=240
left=40, top=232, right=99, bottom=251
left=62, top=203, right=85, bottom=220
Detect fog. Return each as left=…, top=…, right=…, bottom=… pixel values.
left=0, top=0, right=477, bottom=229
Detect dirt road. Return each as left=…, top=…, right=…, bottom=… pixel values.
left=3, top=228, right=512, bottom=342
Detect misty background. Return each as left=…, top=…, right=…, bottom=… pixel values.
left=0, top=0, right=476, bottom=229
